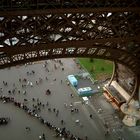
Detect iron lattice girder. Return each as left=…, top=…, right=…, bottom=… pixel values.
left=0, top=5, right=139, bottom=74
left=0, top=7, right=140, bottom=16
left=0, top=12, right=140, bottom=45
left=0, top=0, right=139, bottom=11
left=0, top=40, right=139, bottom=73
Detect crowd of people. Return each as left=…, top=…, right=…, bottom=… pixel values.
left=0, top=59, right=90, bottom=140
left=0, top=95, right=86, bottom=140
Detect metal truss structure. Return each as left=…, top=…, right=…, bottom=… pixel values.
left=0, top=0, right=140, bottom=100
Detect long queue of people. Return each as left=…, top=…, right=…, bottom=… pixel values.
left=0, top=60, right=90, bottom=140
left=0, top=95, right=87, bottom=140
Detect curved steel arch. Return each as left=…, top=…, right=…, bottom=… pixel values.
left=0, top=39, right=139, bottom=73
left=0, top=10, right=139, bottom=70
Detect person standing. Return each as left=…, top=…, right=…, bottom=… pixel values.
left=89, top=114, right=93, bottom=119
left=42, top=133, right=46, bottom=140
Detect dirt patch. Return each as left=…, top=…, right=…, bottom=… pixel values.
left=105, top=60, right=113, bottom=64
left=96, top=73, right=111, bottom=80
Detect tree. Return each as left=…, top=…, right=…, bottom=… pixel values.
left=101, top=67, right=105, bottom=71
left=89, top=58, right=94, bottom=63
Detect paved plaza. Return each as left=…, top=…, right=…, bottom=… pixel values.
left=0, top=58, right=140, bottom=140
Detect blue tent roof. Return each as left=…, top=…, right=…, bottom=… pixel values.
left=67, top=75, right=78, bottom=86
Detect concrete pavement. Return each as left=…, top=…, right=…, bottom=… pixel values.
left=0, top=58, right=140, bottom=140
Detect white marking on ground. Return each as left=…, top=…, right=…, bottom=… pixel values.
left=74, top=101, right=81, bottom=105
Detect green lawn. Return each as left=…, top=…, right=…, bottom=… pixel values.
left=78, top=58, right=113, bottom=80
